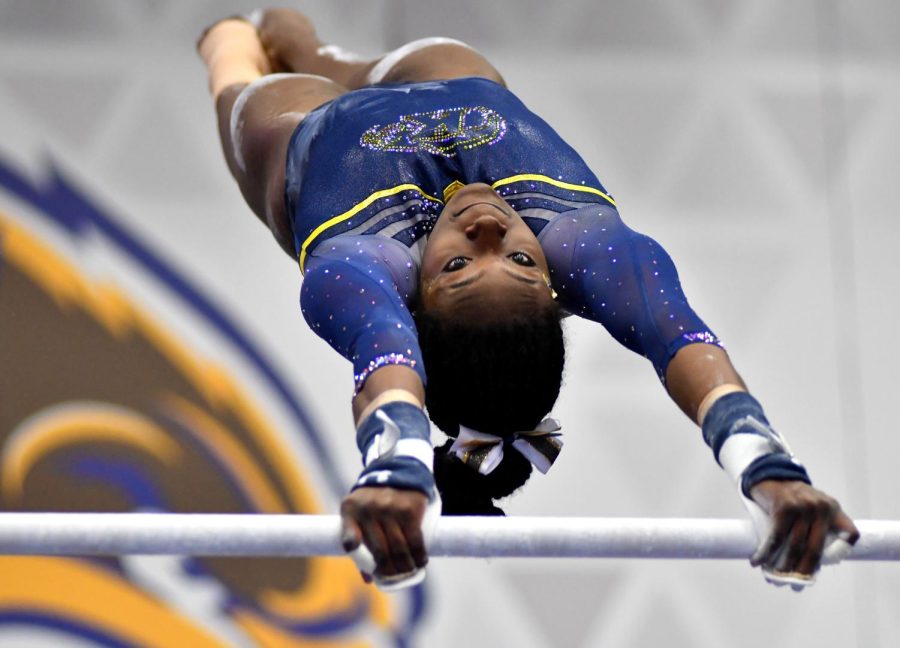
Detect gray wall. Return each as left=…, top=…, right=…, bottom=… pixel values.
left=0, top=1, right=897, bottom=646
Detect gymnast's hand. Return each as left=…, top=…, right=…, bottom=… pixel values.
left=748, top=479, right=859, bottom=583
left=340, top=486, right=430, bottom=582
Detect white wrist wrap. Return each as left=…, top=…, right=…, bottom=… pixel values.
left=718, top=432, right=782, bottom=485
left=361, top=410, right=433, bottom=471
left=363, top=436, right=434, bottom=471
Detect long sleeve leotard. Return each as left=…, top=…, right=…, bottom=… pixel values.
left=292, top=77, right=720, bottom=391
left=539, top=203, right=721, bottom=381
left=301, top=202, right=721, bottom=392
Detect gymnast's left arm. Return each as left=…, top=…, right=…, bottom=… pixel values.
left=540, top=205, right=859, bottom=587
left=665, top=335, right=859, bottom=588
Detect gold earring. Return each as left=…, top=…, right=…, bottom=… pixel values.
left=542, top=273, right=558, bottom=300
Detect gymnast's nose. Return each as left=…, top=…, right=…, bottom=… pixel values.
left=464, top=215, right=508, bottom=245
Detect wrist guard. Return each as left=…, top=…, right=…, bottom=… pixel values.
left=352, top=401, right=435, bottom=499
left=701, top=391, right=811, bottom=496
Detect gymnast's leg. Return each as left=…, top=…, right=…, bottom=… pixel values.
left=255, top=7, right=506, bottom=88
left=199, top=10, right=505, bottom=255
left=198, top=17, right=348, bottom=256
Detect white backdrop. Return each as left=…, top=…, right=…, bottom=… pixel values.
left=0, top=1, right=898, bottom=646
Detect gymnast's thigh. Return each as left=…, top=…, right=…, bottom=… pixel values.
left=227, top=73, right=346, bottom=252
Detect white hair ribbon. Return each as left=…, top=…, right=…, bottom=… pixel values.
left=449, top=418, right=563, bottom=475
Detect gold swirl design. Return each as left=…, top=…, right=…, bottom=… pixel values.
left=0, top=210, right=394, bottom=643
left=360, top=105, right=507, bottom=157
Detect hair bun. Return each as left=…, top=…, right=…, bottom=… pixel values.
left=433, top=441, right=532, bottom=515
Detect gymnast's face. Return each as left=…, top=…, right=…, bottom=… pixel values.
left=419, top=183, right=554, bottom=317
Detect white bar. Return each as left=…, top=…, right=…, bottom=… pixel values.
left=0, top=514, right=896, bottom=560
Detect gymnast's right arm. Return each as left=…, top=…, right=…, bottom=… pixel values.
left=302, top=237, right=439, bottom=586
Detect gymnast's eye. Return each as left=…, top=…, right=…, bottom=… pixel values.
left=444, top=256, right=470, bottom=272
left=509, top=251, right=536, bottom=267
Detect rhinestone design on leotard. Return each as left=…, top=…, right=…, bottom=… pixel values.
left=354, top=353, right=418, bottom=395
left=360, top=106, right=507, bottom=157
left=682, top=331, right=724, bottom=347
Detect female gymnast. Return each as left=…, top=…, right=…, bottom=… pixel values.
left=198, top=8, right=858, bottom=589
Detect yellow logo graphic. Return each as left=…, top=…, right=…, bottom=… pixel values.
left=360, top=106, right=507, bottom=157
left=0, top=212, right=394, bottom=646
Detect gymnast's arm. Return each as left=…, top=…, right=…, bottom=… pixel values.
left=302, top=237, right=438, bottom=582
left=539, top=205, right=859, bottom=581
left=665, top=334, right=859, bottom=582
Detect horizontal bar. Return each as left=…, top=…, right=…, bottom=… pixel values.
left=0, top=514, right=896, bottom=560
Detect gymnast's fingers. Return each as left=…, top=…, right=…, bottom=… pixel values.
left=340, top=498, right=363, bottom=550
left=398, top=497, right=429, bottom=569
left=794, top=508, right=829, bottom=576
left=834, top=509, right=861, bottom=547
left=822, top=509, right=860, bottom=564
left=751, top=506, right=795, bottom=567
left=359, top=515, right=398, bottom=576
left=381, top=517, right=417, bottom=575
left=340, top=498, right=375, bottom=582
left=776, top=515, right=813, bottom=574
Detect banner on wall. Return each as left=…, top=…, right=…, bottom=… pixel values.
left=0, top=158, right=425, bottom=648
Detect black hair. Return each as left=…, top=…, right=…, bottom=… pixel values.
left=413, top=302, right=565, bottom=515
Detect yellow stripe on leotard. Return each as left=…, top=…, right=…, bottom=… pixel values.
left=297, top=174, right=614, bottom=272
left=298, top=184, right=443, bottom=272
left=491, top=173, right=617, bottom=207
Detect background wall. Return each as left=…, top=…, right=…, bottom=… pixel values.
left=0, top=1, right=898, bottom=647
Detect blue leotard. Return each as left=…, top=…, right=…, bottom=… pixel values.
left=286, top=77, right=721, bottom=392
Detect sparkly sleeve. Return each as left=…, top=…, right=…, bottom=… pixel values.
left=300, top=236, right=425, bottom=393
left=539, top=204, right=723, bottom=382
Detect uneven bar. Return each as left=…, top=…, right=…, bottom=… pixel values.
left=0, top=514, right=896, bottom=560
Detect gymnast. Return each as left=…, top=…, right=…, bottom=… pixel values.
left=197, top=8, right=858, bottom=589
